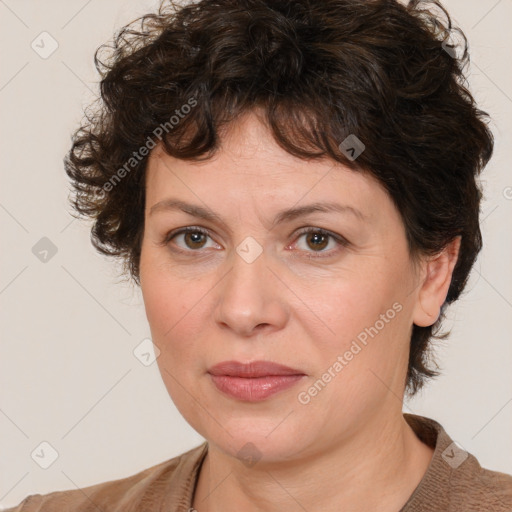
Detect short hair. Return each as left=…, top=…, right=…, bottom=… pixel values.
left=64, top=0, right=494, bottom=395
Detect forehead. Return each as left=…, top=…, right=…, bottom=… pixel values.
left=144, top=111, right=392, bottom=226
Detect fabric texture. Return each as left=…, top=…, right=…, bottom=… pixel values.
left=4, top=414, right=512, bottom=511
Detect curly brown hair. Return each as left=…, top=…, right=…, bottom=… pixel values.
left=64, top=0, right=494, bottom=395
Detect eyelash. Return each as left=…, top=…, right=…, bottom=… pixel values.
left=161, top=226, right=349, bottom=259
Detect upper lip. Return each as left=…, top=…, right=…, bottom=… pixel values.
left=208, top=360, right=305, bottom=378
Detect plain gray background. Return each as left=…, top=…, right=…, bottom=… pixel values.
left=1, top=0, right=511, bottom=508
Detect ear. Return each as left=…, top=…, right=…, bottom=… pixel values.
left=412, top=236, right=461, bottom=327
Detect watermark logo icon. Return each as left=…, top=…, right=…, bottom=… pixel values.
left=441, top=30, right=464, bottom=60
left=237, top=442, right=262, bottom=468
left=32, top=237, right=58, bottom=263
left=133, top=337, right=160, bottom=366
left=442, top=441, right=468, bottom=469
left=31, top=32, right=59, bottom=59
left=236, top=236, right=263, bottom=264
left=338, top=134, right=365, bottom=161
left=31, top=441, right=59, bottom=469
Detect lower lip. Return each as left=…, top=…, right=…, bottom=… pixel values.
left=209, top=374, right=305, bottom=402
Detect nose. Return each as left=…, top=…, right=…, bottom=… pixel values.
left=213, top=245, right=289, bottom=338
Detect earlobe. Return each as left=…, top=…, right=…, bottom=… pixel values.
left=412, top=236, right=461, bottom=328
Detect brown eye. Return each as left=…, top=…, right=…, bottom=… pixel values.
left=164, top=227, right=218, bottom=252
left=293, top=227, right=349, bottom=258
left=304, top=231, right=329, bottom=251
left=182, top=231, right=207, bottom=249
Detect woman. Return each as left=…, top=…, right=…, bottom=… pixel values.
left=7, top=0, right=512, bottom=510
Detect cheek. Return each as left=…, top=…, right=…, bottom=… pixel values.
left=309, top=274, right=396, bottom=343
left=141, top=248, right=196, bottom=333
left=140, top=261, right=217, bottom=370
left=140, top=264, right=217, bottom=429
left=304, top=265, right=411, bottom=387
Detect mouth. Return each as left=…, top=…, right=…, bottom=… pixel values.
left=207, top=360, right=306, bottom=402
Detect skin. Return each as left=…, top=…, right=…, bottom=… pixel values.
left=139, top=109, right=460, bottom=512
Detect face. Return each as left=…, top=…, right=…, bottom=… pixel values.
left=139, top=110, right=427, bottom=463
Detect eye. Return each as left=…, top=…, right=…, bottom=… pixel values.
left=161, top=226, right=349, bottom=258
left=291, top=227, right=349, bottom=258
left=163, top=226, right=220, bottom=252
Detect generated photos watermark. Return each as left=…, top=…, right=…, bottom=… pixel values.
left=297, top=301, right=403, bottom=405
left=94, top=96, right=198, bottom=200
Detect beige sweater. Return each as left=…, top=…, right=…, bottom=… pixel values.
left=5, top=414, right=512, bottom=511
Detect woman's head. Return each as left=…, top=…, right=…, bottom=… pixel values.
left=64, top=0, right=492, bottom=410
left=137, top=110, right=461, bottom=462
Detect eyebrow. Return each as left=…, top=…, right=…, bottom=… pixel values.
left=148, top=199, right=367, bottom=226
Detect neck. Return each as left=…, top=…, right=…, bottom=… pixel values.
left=192, top=413, right=434, bottom=512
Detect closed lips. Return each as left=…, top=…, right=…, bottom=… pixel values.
left=207, top=361, right=307, bottom=402
left=207, top=360, right=306, bottom=377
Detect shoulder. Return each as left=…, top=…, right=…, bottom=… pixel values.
left=446, top=453, right=512, bottom=511
left=3, top=442, right=208, bottom=512
left=403, top=414, right=512, bottom=511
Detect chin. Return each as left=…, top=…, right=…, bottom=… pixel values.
left=201, top=416, right=312, bottom=465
